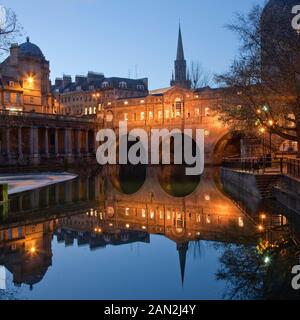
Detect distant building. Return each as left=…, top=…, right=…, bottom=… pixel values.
left=52, top=72, right=148, bottom=116
left=0, top=37, right=53, bottom=113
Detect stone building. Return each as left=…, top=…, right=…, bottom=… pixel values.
left=0, top=37, right=52, bottom=113
left=52, top=72, right=148, bottom=116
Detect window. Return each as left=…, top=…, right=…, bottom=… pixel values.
left=124, top=113, right=128, bottom=121
left=93, top=107, right=97, bottom=114
left=149, top=111, right=153, bottom=120
left=195, top=108, right=200, bottom=117
left=165, top=110, right=170, bottom=119
left=9, top=81, right=14, bottom=87
left=5, top=92, right=10, bottom=103
left=119, top=81, right=127, bottom=89
left=16, top=93, right=21, bottom=104
left=175, top=98, right=182, bottom=117
left=89, top=107, right=92, bottom=115
left=102, top=82, right=109, bottom=88
left=158, top=110, right=163, bottom=120
left=30, top=96, right=34, bottom=104
left=89, top=85, right=94, bottom=91
left=137, top=85, right=144, bottom=90
left=205, top=107, right=210, bottom=117
left=140, top=112, right=145, bottom=121
left=76, top=86, right=81, bottom=91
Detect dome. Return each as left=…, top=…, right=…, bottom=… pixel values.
left=19, top=37, right=45, bottom=59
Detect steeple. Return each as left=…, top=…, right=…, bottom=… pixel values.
left=170, top=24, right=191, bottom=89
left=176, top=25, right=185, bottom=61
left=177, top=242, right=189, bottom=286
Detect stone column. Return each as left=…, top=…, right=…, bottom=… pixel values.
left=94, top=129, right=98, bottom=154
left=85, top=130, right=89, bottom=154
left=5, top=128, right=11, bottom=160
left=45, top=128, right=49, bottom=158
left=55, top=128, right=59, bottom=156
left=77, top=129, right=81, bottom=156
left=30, top=127, right=40, bottom=165
left=18, top=127, right=23, bottom=160
left=64, top=128, right=73, bottom=161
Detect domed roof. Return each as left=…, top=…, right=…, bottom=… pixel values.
left=19, top=37, right=45, bottom=59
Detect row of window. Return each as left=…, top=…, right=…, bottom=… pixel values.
left=122, top=107, right=210, bottom=121
left=4, top=92, right=21, bottom=104
left=74, top=83, right=145, bottom=91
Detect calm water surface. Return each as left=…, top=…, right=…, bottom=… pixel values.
left=0, top=166, right=299, bottom=300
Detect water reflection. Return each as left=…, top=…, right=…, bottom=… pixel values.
left=0, top=166, right=299, bottom=299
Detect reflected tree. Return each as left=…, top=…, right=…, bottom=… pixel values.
left=216, top=238, right=300, bottom=300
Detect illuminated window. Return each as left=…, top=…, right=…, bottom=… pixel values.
left=102, top=82, right=109, bottom=88
left=149, top=111, right=153, bottom=120
left=175, top=98, right=182, bottom=117
left=150, top=211, right=155, bottom=219
left=167, top=211, right=171, bottom=220
left=165, top=110, right=170, bottom=119
left=158, top=111, right=163, bottom=119
left=141, top=209, right=146, bottom=218
left=159, top=210, right=164, bottom=220
left=89, top=107, right=92, bottom=114
left=85, top=108, right=88, bottom=115
left=205, top=107, right=210, bottom=117
left=195, top=108, right=200, bottom=117
left=93, top=107, right=97, bottom=114
left=140, top=112, right=145, bottom=121
left=124, top=113, right=128, bottom=121
left=238, top=217, right=244, bottom=228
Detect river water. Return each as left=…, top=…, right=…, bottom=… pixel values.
left=0, top=165, right=299, bottom=300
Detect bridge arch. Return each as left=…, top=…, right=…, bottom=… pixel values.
left=213, top=131, right=242, bottom=165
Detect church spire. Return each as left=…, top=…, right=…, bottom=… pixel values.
left=170, top=24, right=191, bottom=89
left=177, top=242, right=188, bottom=286
left=176, top=24, right=185, bottom=61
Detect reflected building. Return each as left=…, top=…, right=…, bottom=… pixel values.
left=0, top=166, right=297, bottom=288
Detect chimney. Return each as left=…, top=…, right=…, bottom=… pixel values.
left=75, top=75, right=87, bottom=85
left=10, top=43, right=19, bottom=66
left=62, top=75, right=72, bottom=87
left=55, top=78, right=63, bottom=88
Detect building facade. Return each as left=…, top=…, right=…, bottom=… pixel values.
left=0, top=37, right=52, bottom=114
left=52, top=72, right=148, bottom=116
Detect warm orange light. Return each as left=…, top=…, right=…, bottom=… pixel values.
left=260, top=127, right=266, bottom=133
left=258, top=224, right=264, bottom=231
left=125, top=224, right=130, bottom=229
left=260, top=214, right=267, bottom=220
left=30, top=246, right=36, bottom=253
left=27, top=77, right=34, bottom=84
left=268, top=120, right=274, bottom=126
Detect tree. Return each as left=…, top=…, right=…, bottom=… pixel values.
left=189, top=61, right=212, bottom=89
left=0, top=6, right=22, bottom=54
left=213, top=4, right=300, bottom=157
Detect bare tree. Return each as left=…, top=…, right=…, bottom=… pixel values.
left=0, top=6, right=22, bottom=54
left=213, top=4, right=300, bottom=157
left=189, top=61, right=212, bottom=89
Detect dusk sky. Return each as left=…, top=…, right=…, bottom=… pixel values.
left=4, top=0, right=265, bottom=89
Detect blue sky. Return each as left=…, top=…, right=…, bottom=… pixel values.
left=3, top=0, right=266, bottom=89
